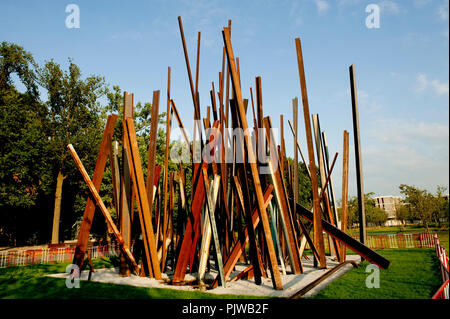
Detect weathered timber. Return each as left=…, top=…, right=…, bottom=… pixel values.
left=295, top=37, right=326, bottom=269
left=223, top=27, right=283, bottom=290
left=72, top=114, right=118, bottom=269
left=124, top=117, right=162, bottom=279
left=296, top=202, right=390, bottom=269
left=340, top=130, right=350, bottom=262
left=67, top=144, right=138, bottom=273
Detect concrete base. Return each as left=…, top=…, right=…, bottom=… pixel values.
left=47, top=255, right=361, bottom=298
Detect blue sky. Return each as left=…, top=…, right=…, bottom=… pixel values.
left=1, top=0, right=448, bottom=198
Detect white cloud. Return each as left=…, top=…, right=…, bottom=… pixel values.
left=336, top=0, right=362, bottom=7
left=415, top=74, right=449, bottom=96
left=414, top=0, right=432, bottom=7
left=438, top=0, right=449, bottom=20
left=314, top=0, right=330, bottom=14
left=363, top=118, right=449, bottom=195
left=379, top=0, right=402, bottom=14
left=357, top=90, right=382, bottom=113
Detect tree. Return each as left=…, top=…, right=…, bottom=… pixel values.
left=432, top=185, right=448, bottom=228
left=0, top=42, right=51, bottom=245
left=0, top=41, right=38, bottom=98
left=399, top=184, right=435, bottom=231
left=284, top=158, right=313, bottom=209
left=344, top=192, right=388, bottom=228
left=395, top=201, right=409, bottom=226
left=38, top=59, right=107, bottom=244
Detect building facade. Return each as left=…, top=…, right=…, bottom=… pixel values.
left=373, top=195, right=403, bottom=226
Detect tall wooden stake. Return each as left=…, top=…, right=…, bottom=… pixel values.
left=349, top=64, right=367, bottom=245
left=294, top=37, right=326, bottom=269
left=340, top=130, right=350, bottom=262
left=161, top=67, right=172, bottom=271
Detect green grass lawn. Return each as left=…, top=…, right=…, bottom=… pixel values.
left=0, top=258, right=262, bottom=299
left=313, top=249, right=442, bottom=299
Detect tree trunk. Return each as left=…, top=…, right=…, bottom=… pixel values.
left=51, top=170, right=65, bottom=244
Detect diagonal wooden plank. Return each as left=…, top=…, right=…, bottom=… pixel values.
left=296, top=202, right=390, bottom=269
left=67, top=144, right=138, bottom=273
left=72, top=114, right=118, bottom=269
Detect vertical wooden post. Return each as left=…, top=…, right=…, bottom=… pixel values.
left=340, top=130, right=350, bottom=262
left=294, top=37, right=326, bottom=269
left=161, top=67, right=172, bottom=271
left=322, top=131, right=339, bottom=226
left=312, top=114, right=336, bottom=259
left=124, top=116, right=161, bottom=279
left=120, top=92, right=133, bottom=276
left=292, top=98, right=299, bottom=219
left=349, top=64, right=367, bottom=245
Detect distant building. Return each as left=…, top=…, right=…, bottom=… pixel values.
left=373, top=195, right=403, bottom=226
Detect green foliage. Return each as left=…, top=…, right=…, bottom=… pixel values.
left=283, top=157, right=313, bottom=209
left=343, top=192, right=388, bottom=227
left=399, top=184, right=448, bottom=230
left=0, top=41, right=38, bottom=97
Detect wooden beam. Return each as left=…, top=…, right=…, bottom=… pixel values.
left=67, top=144, right=138, bottom=273
left=120, top=92, right=133, bottom=276
left=72, top=114, right=118, bottom=268
left=202, top=170, right=226, bottom=287
left=322, top=131, right=339, bottom=227
left=288, top=119, right=311, bottom=179
left=211, top=183, right=274, bottom=288
left=172, top=121, right=220, bottom=283
left=296, top=202, right=390, bottom=269
left=293, top=98, right=299, bottom=219
left=263, top=116, right=303, bottom=274
left=124, top=117, right=162, bottom=279
left=223, top=27, right=283, bottom=290
left=161, top=67, right=172, bottom=271
left=170, top=99, right=191, bottom=156
left=294, top=37, right=326, bottom=268
left=349, top=64, right=367, bottom=245
left=340, top=130, right=350, bottom=262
